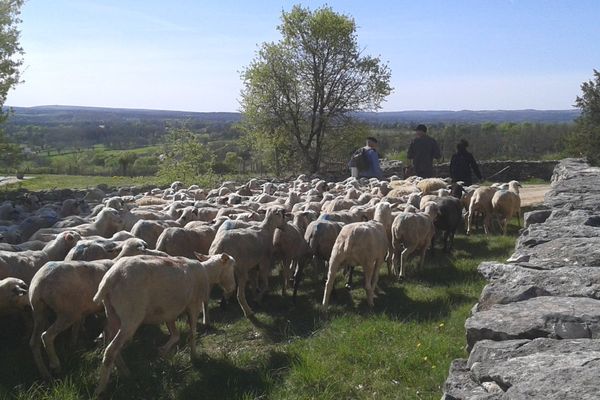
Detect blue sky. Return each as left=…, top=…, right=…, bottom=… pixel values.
left=6, top=0, right=600, bottom=111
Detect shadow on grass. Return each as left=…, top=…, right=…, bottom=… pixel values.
left=0, top=229, right=517, bottom=400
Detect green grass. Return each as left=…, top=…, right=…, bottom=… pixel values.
left=0, top=174, right=169, bottom=192
left=0, top=225, right=517, bottom=400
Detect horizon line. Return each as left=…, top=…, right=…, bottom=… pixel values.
left=4, top=104, right=580, bottom=114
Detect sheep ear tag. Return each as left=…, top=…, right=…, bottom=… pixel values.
left=195, top=252, right=209, bottom=262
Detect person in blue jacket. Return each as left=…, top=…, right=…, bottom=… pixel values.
left=348, top=137, right=383, bottom=179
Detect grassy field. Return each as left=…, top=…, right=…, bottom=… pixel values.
left=0, top=175, right=168, bottom=192
left=0, top=228, right=517, bottom=400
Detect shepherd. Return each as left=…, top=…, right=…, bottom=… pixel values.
left=348, top=137, right=383, bottom=180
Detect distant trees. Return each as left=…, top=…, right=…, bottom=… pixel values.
left=157, top=128, right=214, bottom=185
left=240, top=5, right=392, bottom=173
left=0, top=0, right=24, bottom=171
left=566, top=69, right=600, bottom=165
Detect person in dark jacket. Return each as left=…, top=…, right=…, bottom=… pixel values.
left=407, top=124, right=441, bottom=178
left=450, top=139, right=482, bottom=186
left=348, top=137, right=383, bottom=179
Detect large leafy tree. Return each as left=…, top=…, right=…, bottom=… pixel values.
left=567, top=69, right=600, bottom=165
left=0, top=0, right=24, bottom=169
left=240, top=5, right=392, bottom=173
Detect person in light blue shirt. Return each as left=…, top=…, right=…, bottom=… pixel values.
left=358, top=137, right=383, bottom=180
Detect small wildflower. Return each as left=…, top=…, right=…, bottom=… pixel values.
left=416, top=342, right=421, bottom=348
left=431, top=365, right=436, bottom=369
left=423, top=356, right=428, bottom=361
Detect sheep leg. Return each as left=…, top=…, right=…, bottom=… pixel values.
left=466, top=210, right=473, bottom=235
left=256, top=260, right=270, bottom=303
left=483, top=213, right=491, bottom=235
left=236, top=268, right=253, bottom=317
left=158, top=320, right=180, bottom=357
left=400, top=247, right=414, bottom=279
left=419, top=244, right=428, bottom=269
left=94, top=328, right=134, bottom=398
left=30, top=307, right=51, bottom=380
left=41, top=314, right=77, bottom=374
left=345, top=266, right=355, bottom=289
left=363, top=263, right=375, bottom=307
left=292, top=260, right=304, bottom=302
left=322, top=257, right=342, bottom=307
left=69, top=318, right=82, bottom=349
left=281, top=258, right=293, bottom=296
left=187, top=306, right=201, bottom=360
left=202, top=299, right=209, bottom=326
left=443, top=230, right=450, bottom=252
left=372, top=258, right=383, bottom=296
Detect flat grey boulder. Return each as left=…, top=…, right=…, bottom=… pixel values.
left=465, top=296, right=600, bottom=350
left=516, top=209, right=600, bottom=249
left=545, top=159, right=600, bottom=211
left=444, top=338, right=600, bottom=399
left=522, top=209, right=551, bottom=228
left=477, top=263, right=600, bottom=310
left=509, top=237, right=600, bottom=268
left=442, top=359, right=502, bottom=400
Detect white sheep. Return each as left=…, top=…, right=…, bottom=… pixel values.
left=0, top=231, right=81, bottom=285
left=92, top=253, right=234, bottom=397
left=391, top=202, right=438, bottom=279
left=467, top=186, right=497, bottom=235
left=0, top=277, right=28, bottom=316
left=209, top=207, right=286, bottom=317
left=491, top=180, right=522, bottom=235
left=28, top=238, right=167, bottom=379
left=322, top=202, right=390, bottom=308
left=416, top=178, right=450, bottom=195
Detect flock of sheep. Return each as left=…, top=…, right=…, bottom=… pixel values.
left=0, top=174, right=522, bottom=397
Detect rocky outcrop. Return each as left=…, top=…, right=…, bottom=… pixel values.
left=443, top=158, right=600, bottom=399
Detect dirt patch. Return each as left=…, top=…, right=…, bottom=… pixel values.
left=520, top=184, right=551, bottom=208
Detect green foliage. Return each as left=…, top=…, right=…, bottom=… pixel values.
left=240, top=5, right=392, bottom=173
left=0, top=0, right=24, bottom=171
left=0, top=174, right=168, bottom=191
left=157, top=127, right=215, bottom=185
left=566, top=69, right=600, bottom=165
left=0, top=0, right=23, bottom=110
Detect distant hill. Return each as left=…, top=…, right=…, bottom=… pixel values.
left=5, top=105, right=579, bottom=125
left=5, top=105, right=241, bottom=125
left=357, top=109, right=580, bottom=124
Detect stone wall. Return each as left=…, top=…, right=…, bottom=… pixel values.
left=379, top=159, right=558, bottom=181
left=442, top=158, right=600, bottom=399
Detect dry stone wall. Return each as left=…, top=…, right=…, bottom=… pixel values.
left=442, top=158, right=600, bottom=400
left=377, top=159, right=557, bottom=181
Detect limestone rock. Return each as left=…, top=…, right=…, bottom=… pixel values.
left=523, top=209, right=551, bottom=227
left=465, top=296, right=600, bottom=350
left=477, top=263, right=600, bottom=310
left=443, top=338, right=600, bottom=400
left=509, top=237, right=600, bottom=269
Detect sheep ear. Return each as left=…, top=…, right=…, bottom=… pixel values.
left=220, top=253, right=230, bottom=264
left=194, top=252, right=209, bottom=262
left=65, top=233, right=74, bottom=242
left=192, top=208, right=199, bottom=215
